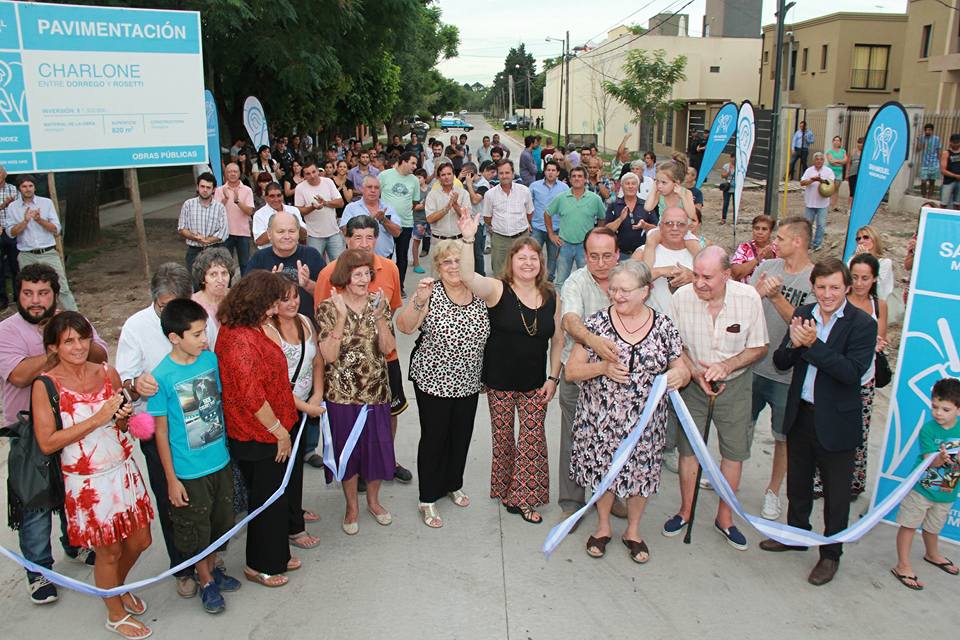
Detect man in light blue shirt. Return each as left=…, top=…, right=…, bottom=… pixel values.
left=789, top=120, right=815, bottom=180
left=799, top=301, right=845, bottom=403
left=339, top=175, right=402, bottom=258
left=529, top=160, right=568, bottom=282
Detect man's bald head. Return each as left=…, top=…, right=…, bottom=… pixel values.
left=268, top=210, right=299, bottom=230
left=692, top=245, right=731, bottom=302
left=694, top=245, right=731, bottom=271
left=660, top=206, right=689, bottom=247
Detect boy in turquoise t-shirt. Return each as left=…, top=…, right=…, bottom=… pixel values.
left=148, top=299, right=239, bottom=613
left=892, top=377, right=960, bottom=590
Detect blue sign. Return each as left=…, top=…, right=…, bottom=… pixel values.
left=205, top=90, right=222, bottom=185
left=0, top=1, right=206, bottom=173
left=843, top=101, right=909, bottom=262
left=695, top=101, right=738, bottom=189
left=871, top=207, right=960, bottom=544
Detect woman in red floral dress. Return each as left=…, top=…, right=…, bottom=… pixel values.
left=33, top=312, right=154, bottom=639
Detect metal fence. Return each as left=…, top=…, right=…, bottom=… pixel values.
left=905, top=111, right=960, bottom=195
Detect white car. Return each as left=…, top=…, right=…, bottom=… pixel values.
left=459, top=109, right=468, bottom=115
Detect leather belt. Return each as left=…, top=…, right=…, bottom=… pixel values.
left=26, top=246, right=56, bottom=255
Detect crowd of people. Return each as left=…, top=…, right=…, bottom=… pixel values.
left=0, top=124, right=958, bottom=638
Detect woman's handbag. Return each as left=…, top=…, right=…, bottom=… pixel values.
left=0, top=376, right=65, bottom=528
left=872, top=296, right=893, bottom=388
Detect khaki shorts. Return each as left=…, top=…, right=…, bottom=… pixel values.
left=895, top=489, right=953, bottom=534
left=675, top=372, right=754, bottom=462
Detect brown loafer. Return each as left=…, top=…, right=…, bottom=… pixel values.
left=759, top=539, right=808, bottom=552
left=807, top=558, right=839, bottom=586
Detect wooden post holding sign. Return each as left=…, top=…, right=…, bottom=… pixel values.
left=126, top=168, right=151, bottom=279
left=46, top=173, right=65, bottom=261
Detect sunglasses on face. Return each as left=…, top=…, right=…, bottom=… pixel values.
left=856, top=235, right=869, bottom=242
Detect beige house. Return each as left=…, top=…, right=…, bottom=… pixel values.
left=543, top=28, right=760, bottom=155
left=758, top=12, right=907, bottom=110
left=759, top=2, right=960, bottom=110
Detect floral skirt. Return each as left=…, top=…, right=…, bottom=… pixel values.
left=63, top=456, right=154, bottom=549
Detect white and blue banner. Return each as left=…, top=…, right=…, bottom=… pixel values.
left=871, top=206, right=960, bottom=544
left=0, top=1, right=206, bottom=173
left=243, top=96, right=270, bottom=152
left=204, top=90, right=223, bottom=185
left=695, top=101, right=738, bottom=189
left=843, top=101, right=909, bottom=262
left=733, top=101, right=754, bottom=227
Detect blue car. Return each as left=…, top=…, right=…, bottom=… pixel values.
left=440, top=117, right=473, bottom=132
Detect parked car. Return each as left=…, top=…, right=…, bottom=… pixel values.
left=440, top=116, right=473, bottom=132
left=459, top=109, right=468, bottom=116
left=403, top=116, right=430, bottom=137
left=503, top=115, right=532, bottom=131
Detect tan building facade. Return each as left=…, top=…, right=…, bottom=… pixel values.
left=758, top=12, right=907, bottom=110
left=902, top=0, right=960, bottom=110
left=543, top=29, right=760, bottom=154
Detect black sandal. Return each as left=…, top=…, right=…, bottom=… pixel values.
left=586, top=535, right=611, bottom=558
left=622, top=538, right=650, bottom=564
left=504, top=504, right=542, bottom=524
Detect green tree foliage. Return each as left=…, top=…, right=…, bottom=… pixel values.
left=603, top=49, right=687, bottom=124
left=485, top=44, right=543, bottom=113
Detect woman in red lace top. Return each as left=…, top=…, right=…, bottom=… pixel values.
left=215, top=270, right=299, bottom=588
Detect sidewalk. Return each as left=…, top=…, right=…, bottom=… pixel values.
left=98, top=185, right=196, bottom=228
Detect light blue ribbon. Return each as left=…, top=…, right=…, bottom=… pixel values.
left=0, top=414, right=307, bottom=597
left=543, top=376, right=668, bottom=558
left=544, top=375, right=957, bottom=556
left=320, top=402, right=369, bottom=482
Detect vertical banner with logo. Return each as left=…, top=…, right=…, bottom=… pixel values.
left=871, top=206, right=960, bottom=544
left=733, top=101, right=755, bottom=228
left=242, top=96, right=270, bottom=152
left=204, top=90, right=222, bottom=186
left=843, top=101, right=909, bottom=262
left=695, top=101, right=739, bottom=189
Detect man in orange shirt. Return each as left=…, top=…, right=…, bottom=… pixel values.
left=314, top=215, right=412, bottom=484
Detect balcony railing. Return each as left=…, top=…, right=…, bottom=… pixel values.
left=850, top=68, right=887, bottom=90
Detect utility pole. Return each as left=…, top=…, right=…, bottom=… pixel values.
left=564, top=30, right=571, bottom=146
left=764, top=0, right=795, bottom=220
left=557, top=46, right=564, bottom=140
left=526, top=69, right=531, bottom=134
left=508, top=74, right=515, bottom=122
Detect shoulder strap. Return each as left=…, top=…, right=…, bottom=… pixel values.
left=35, top=375, right=64, bottom=431
left=289, top=325, right=307, bottom=388
left=872, top=294, right=879, bottom=316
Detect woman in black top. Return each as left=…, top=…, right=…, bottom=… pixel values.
left=457, top=210, right=563, bottom=524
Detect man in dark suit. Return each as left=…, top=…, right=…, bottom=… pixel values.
left=758, top=258, right=877, bottom=586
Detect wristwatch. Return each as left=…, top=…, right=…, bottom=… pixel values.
left=548, top=375, right=560, bottom=384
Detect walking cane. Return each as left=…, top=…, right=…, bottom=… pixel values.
left=684, top=381, right=720, bottom=545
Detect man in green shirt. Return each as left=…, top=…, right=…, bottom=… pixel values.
left=544, top=166, right=606, bottom=290
left=378, top=152, right=420, bottom=293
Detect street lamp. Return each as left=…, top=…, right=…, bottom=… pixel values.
left=546, top=33, right=568, bottom=146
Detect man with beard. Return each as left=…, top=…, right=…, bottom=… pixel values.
left=347, top=149, right=381, bottom=194
left=0, top=264, right=107, bottom=603
left=178, top=172, right=228, bottom=273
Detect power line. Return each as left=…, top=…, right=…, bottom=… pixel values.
left=580, top=0, right=666, bottom=46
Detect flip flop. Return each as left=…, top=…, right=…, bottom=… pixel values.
left=890, top=569, right=924, bottom=590
left=303, top=510, right=320, bottom=523
left=121, top=592, right=147, bottom=616
left=243, top=568, right=288, bottom=588
left=288, top=533, right=321, bottom=549
left=622, top=538, right=650, bottom=564
left=286, top=557, right=302, bottom=571
left=586, top=535, right=611, bottom=558
left=923, top=556, right=959, bottom=575
left=105, top=614, right=152, bottom=639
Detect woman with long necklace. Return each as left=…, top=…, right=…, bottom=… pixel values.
left=456, top=211, right=563, bottom=525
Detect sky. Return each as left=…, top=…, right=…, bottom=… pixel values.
left=434, top=0, right=909, bottom=85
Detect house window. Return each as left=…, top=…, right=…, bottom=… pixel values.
left=802, top=47, right=808, bottom=72
left=920, top=24, right=933, bottom=59
left=665, top=112, right=674, bottom=145
left=821, top=44, right=828, bottom=70
left=850, top=44, right=890, bottom=90
left=709, top=65, right=720, bottom=73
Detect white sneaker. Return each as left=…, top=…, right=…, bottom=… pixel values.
left=662, top=449, right=679, bottom=474
left=699, top=477, right=713, bottom=490
left=761, top=490, right=781, bottom=520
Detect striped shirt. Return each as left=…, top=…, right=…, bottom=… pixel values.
left=178, top=196, right=228, bottom=247
left=670, top=280, right=768, bottom=380
left=0, top=182, right=18, bottom=228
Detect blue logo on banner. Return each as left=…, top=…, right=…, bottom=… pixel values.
left=872, top=208, right=960, bottom=544
left=204, top=90, right=222, bottom=185
left=243, top=96, right=270, bottom=152
left=695, top=102, right=739, bottom=189
left=843, top=101, right=909, bottom=262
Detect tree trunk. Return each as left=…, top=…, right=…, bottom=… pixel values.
left=60, top=171, right=101, bottom=248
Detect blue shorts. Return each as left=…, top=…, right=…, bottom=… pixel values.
left=919, top=165, right=940, bottom=181
left=413, top=222, right=431, bottom=240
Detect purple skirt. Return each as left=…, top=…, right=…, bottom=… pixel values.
left=324, top=402, right=395, bottom=484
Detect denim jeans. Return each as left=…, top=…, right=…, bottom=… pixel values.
left=804, top=206, right=828, bottom=248
left=554, top=241, right=586, bottom=290
left=941, top=181, right=960, bottom=207
left=306, top=233, right=346, bottom=263
left=473, top=224, right=487, bottom=276
left=529, top=228, right=559, bottom=282
left=722, top=190, right=734, bottom=220
left=19, top=507, right=77, bottom=581
left=224, top=234, right=252, bottom=271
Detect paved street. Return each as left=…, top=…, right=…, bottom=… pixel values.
left=0, top=115, right=951, bottom=638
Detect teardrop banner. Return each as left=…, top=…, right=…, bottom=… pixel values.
left=842, top=101, right=909, bottom=262
left=695, top=101, right=739, bottom=190
left=204, top=90, right=223, bottom=185
left=243, top=96, right=270, bottom=152
left=733, top=101, right=755, bottom=229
